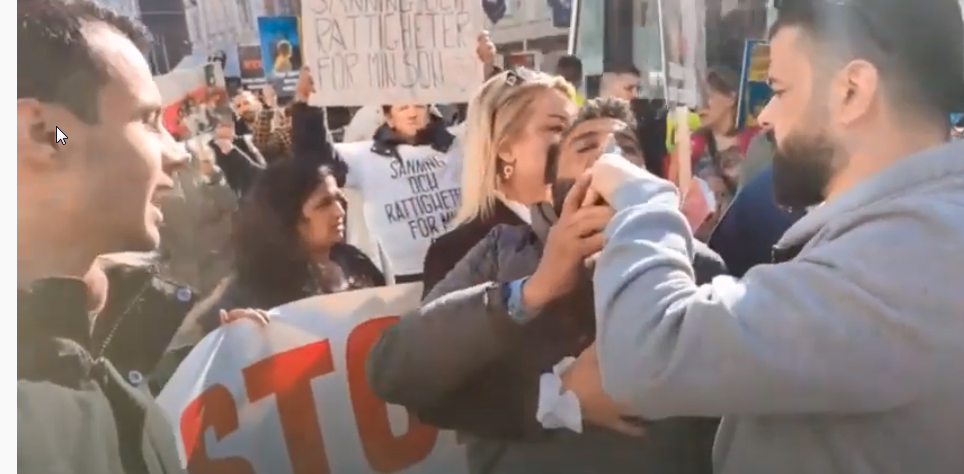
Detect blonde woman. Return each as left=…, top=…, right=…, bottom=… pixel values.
left=421, top=68, right=578, bottom=295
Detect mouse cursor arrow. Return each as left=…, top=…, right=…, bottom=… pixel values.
left=55, top=127, right=67, bottom=145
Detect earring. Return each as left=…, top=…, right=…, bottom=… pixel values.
left=501, top=163, right=514, bottom=180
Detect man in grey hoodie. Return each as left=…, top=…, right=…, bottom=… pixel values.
left=572, top=0, right=964, bottom=473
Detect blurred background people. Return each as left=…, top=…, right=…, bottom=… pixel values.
left=155, top=162, right=385, bottom=390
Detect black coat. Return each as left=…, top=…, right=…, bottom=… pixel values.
left=89, top=260, right=200, bottom=386
left=19, top=277, right=186, bottom=474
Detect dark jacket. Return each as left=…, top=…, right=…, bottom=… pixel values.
left=150, top=243, right=386, bottom=394
left=209, top=135, right=266, bottom=197
left=289, top=101, right=347, bottom=184
left=19, top=278, right=185, bottom=474
left=89, top=258, right=200, bottom=387
left=707, top=166, right=805, bottom=277
left=422, top=200, right=526, bottom=297
left=367, top=204, right=726, bottom=474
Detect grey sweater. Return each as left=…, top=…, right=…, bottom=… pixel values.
left=593, top=141, right=964, bottom=474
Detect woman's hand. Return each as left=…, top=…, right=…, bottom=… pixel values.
left=219, top=308, right=270, bottom=327
left=295, top=66, right=315, bottom=102
left=523, top=172, right=614, bottom=310
left=262, top=85, right=278, bottom=109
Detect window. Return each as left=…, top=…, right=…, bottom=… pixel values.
left=236, top=0, right=252, bottom=27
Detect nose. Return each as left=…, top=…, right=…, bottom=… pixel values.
left=756, top=96, right=775, bottom=130
left=161, top=130, right=189, bottom=175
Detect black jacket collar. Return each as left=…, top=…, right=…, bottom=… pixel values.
left=370, top=120, right=455, bottom=157
left=18, top=277, right=92, bottom=348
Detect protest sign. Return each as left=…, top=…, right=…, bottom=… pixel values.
left=301, top=0, right=485, bottom=106
left=157, top=284, right=469, bottom=474
left=156, top=63, right=231, bottom=141
left=258, top=16, right=303, bottom=96
left=735, top=39, right=772, bottom=129
left=657, top=0, right=705, bottom=108
left=238, top=44, right=269, bottom=89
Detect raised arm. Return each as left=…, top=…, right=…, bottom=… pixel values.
left=591, top=158, right=932, bottom=419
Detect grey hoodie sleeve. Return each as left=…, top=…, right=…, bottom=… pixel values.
left=593, top=176, right=927, bottom=419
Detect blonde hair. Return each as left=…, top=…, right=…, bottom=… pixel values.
left=454, top=70, right=576, bottom=225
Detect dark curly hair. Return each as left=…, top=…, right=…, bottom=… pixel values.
left=232, top=161, right=340, bottom=306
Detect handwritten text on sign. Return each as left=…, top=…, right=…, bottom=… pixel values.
left=157, top=284, right=468, bottom=474
left=384, top=155, right=461, bottom=240
left=303, top=0, right=484, bottom=106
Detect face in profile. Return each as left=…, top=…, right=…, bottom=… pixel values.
left=385, top=104, right=429, bottom=138
left=498, top=88, right=576, bottom=204
left=607, top=73, right=641, bottom=101
left=18, top=23, right=185, bottom=253
left=233, top=91, right=261, bottom=120
left=550, top=116, right=642, bottom=212
left=297, top=173, right=347, bottom=252
left=700, top=83, right=737, bottom=130
left=758, top=26, right=845, bottom=210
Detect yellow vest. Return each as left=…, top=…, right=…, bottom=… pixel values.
left=666, top=111, right=702, bottom=150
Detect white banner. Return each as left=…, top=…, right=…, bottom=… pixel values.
left=157, top=283, right=470, bottom=474
left=301, top=0, right=485, bottom=106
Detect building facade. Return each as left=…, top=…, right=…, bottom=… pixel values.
left=138, top=0, right=192, bottom=74
left=488, top=0, right=571, bottom=72
left=97, top=0, right=141, bottom=18
left=184, top=0, right=262, bottom=56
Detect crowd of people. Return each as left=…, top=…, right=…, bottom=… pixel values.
left=17, top=0, right=964, bottom=473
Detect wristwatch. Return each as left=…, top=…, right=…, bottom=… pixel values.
left=502, top=277, right=537, bottom=325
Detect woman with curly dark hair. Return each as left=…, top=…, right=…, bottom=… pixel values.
left=150, top=160, right=385, bottom=392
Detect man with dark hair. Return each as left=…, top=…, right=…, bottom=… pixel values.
left=600, top=62, right=641, bottom=101
left=369, top=96, right=725, bottom=474
left=18, top=0, right=190, bottom=472
left=576, top=0, right=964, bottom=472
left=555, top=54, right=584, bottom=89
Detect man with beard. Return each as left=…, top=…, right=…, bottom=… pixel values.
left=576, top=0, right=964, bottom=472
left=233, top=85, right=292, bottom=161
left=369, top=97, right=725, bottom=474
left=16, top=1, right=257, bottom=472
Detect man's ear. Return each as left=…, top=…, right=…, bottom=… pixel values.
left=18, top=99, right=84, bottom=170
left=18, top=99, right=58, bottom=167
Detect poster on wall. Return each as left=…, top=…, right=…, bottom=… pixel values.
left=257, top=16, right=302, bottom=96
left=301, top=0, right=485, bottom=106
left=156, top=63, right=231, bottom=141
left=735, top=39, right=772, bottom=129
left=656, top=0, right=706, bottom=108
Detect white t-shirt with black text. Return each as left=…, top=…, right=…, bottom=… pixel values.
left=333, top=140, right=462, bottom=276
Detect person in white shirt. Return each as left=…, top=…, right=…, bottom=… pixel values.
left=291, top=33, right=498, bottom=283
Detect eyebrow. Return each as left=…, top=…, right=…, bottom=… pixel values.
left=134, top=102, right=162, bottom=118
left=548, top=113, right=569, bottom=122
left=569, top=130, right=596, bottom=143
